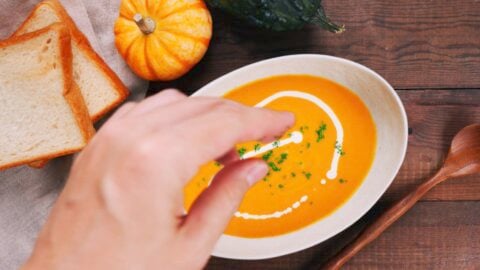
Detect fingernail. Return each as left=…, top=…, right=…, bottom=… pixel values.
left=246, top=162, right=269, bottom=187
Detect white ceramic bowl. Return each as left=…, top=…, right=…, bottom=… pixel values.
left=192, top=54, right=408, bottom=260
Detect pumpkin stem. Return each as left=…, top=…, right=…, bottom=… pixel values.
left=133, top=13, right=156, bottom=35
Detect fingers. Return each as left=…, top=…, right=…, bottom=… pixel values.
left=113, top=95, right=294, bottom=185
left=110, top=102, right=137, bottom=121
left=109, top=89, right=186, bottom=122
left=216, top=148, right=239, bottom=165
left=127, top=89, right=187, bottom=117
left=167, top=102, right=294, bottom=174
left=127, top=97, right=229, bottom=134
left=180, top=159, right=268, bottom=248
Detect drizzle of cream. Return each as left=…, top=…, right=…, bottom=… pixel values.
left=254, top=90, right=344, bottom=180
left=233, top=90, right=344, bottom=220
left=241, top=131, right=303, bottom=159
left=235, top=195, right=308, bottom=220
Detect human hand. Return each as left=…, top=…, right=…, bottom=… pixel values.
left=23, top=90, right=294, bottom=270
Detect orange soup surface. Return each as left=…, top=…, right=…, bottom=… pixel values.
left=184, top=75, right=376, bottom=238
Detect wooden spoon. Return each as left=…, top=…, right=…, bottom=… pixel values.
left=323, top=124, right=480, bottom=270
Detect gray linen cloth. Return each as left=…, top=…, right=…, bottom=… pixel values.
left=0, top=1, right=148, bottom=268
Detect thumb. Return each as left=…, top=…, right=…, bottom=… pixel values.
left=181, top=159, right=268, bottom=248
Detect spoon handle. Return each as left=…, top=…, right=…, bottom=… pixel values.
left=322, top=171, right=446, bottom=270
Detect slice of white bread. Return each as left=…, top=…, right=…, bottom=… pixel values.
left=0, top=24, right=95, bottom=171
left=14, top=0, right=128, bottom=168
left=13, top=0, right=129, bottom=122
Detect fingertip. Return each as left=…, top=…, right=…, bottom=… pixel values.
left=282, top=111, right=296, bottom=127
left=159, top=88, right=187, bottom=98
left=245, top=160, right=269, bottom=186
left=180, top=159, right=269, bottom=248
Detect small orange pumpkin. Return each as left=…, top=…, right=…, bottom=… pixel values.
left=114, top=0, right=212, bottom=81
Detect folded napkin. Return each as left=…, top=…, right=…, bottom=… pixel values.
left=0, top=1, right=148, bottom=268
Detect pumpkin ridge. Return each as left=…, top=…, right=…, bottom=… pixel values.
left=119, top=13, right=132, bottom=21
left=114, top=0, right=212, bottom=81
left=146, top=0, right=164, bottom=17
left=157, top=28, right=210, bottom=47
left=142, top=38, right=159, bottom=79
left=131, top=0, right=147, bottom=17
left=154, top=36, right=188, bottom=68
left=145, top=0, right=160, bottom=17
left=121, top=0, right=147, bottom=19
left=123, top=34, right=140, bottom=57
left=156, top=2, right=206, bottom=21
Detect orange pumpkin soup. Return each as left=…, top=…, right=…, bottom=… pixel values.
left=184, top=75, right=376, bottom=238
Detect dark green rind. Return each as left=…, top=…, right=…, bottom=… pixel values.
left=206, top=0, right=344, bottom=32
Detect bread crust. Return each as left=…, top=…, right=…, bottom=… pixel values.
left=28, top=160, right=48, bottom=168
left=0, top=24, right=94, bottom=171
left=13, top=0, right=130, bottom=122
left=29, top=81, right=93, bottom=169
left=14, top=0, right=129, bottom=168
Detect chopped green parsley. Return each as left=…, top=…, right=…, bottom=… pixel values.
left=277, top=152, right=288, bottom=164
left=237, top=147, right=247, bottom=157
left=262, top=150, right=273, bottom=161
left=316, top=123, right=327, bottom=142
left=302, top=171, right=312, bottom=179
left=335, top=141, right=346, bottom=156
left=268, top=162, right=281, bottom=172
left=272, top=140, right=280, bottom=148
left=299, top=125, right=309, bottom=134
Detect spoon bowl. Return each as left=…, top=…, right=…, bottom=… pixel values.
left=442, top=124, right=480, bottom=178
left=323, top=124, right=480, bottom=270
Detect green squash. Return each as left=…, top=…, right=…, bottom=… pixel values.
left=206, top=0, right=344, bottom=32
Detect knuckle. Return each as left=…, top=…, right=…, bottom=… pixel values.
left=122, top=101, right=137, bottom=108
left=193, top=96, right=224, bottom=108
left=109, top=102, right=136, bottom=120
left=208, top=99, right=226, bottom=110
left=157, top=133, right=199, bottom=178
left=214, top=100, right=243, bottom=117
left=117, top=101, right=137, bottom=113
left=130, top=139, right=156, bottom=159
left=98, top=122, right=123, bottom=141
left=159, top=88, right=186, bottom=99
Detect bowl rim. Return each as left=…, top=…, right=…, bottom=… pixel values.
left=192, top=54, right=408, bottom=260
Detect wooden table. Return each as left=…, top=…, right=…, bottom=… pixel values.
left=149, top=0, right=480, bottom=268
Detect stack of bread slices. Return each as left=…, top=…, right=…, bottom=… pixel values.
left=0, top=0, right=129, bottom=171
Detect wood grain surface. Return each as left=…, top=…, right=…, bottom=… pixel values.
left=150, top=0, right=480, bottom=93
left=391, top=90, right=480, bottom=201
left=148, top=0, right=480, bottom=268
left=203, top=202, right=480, bottom=270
